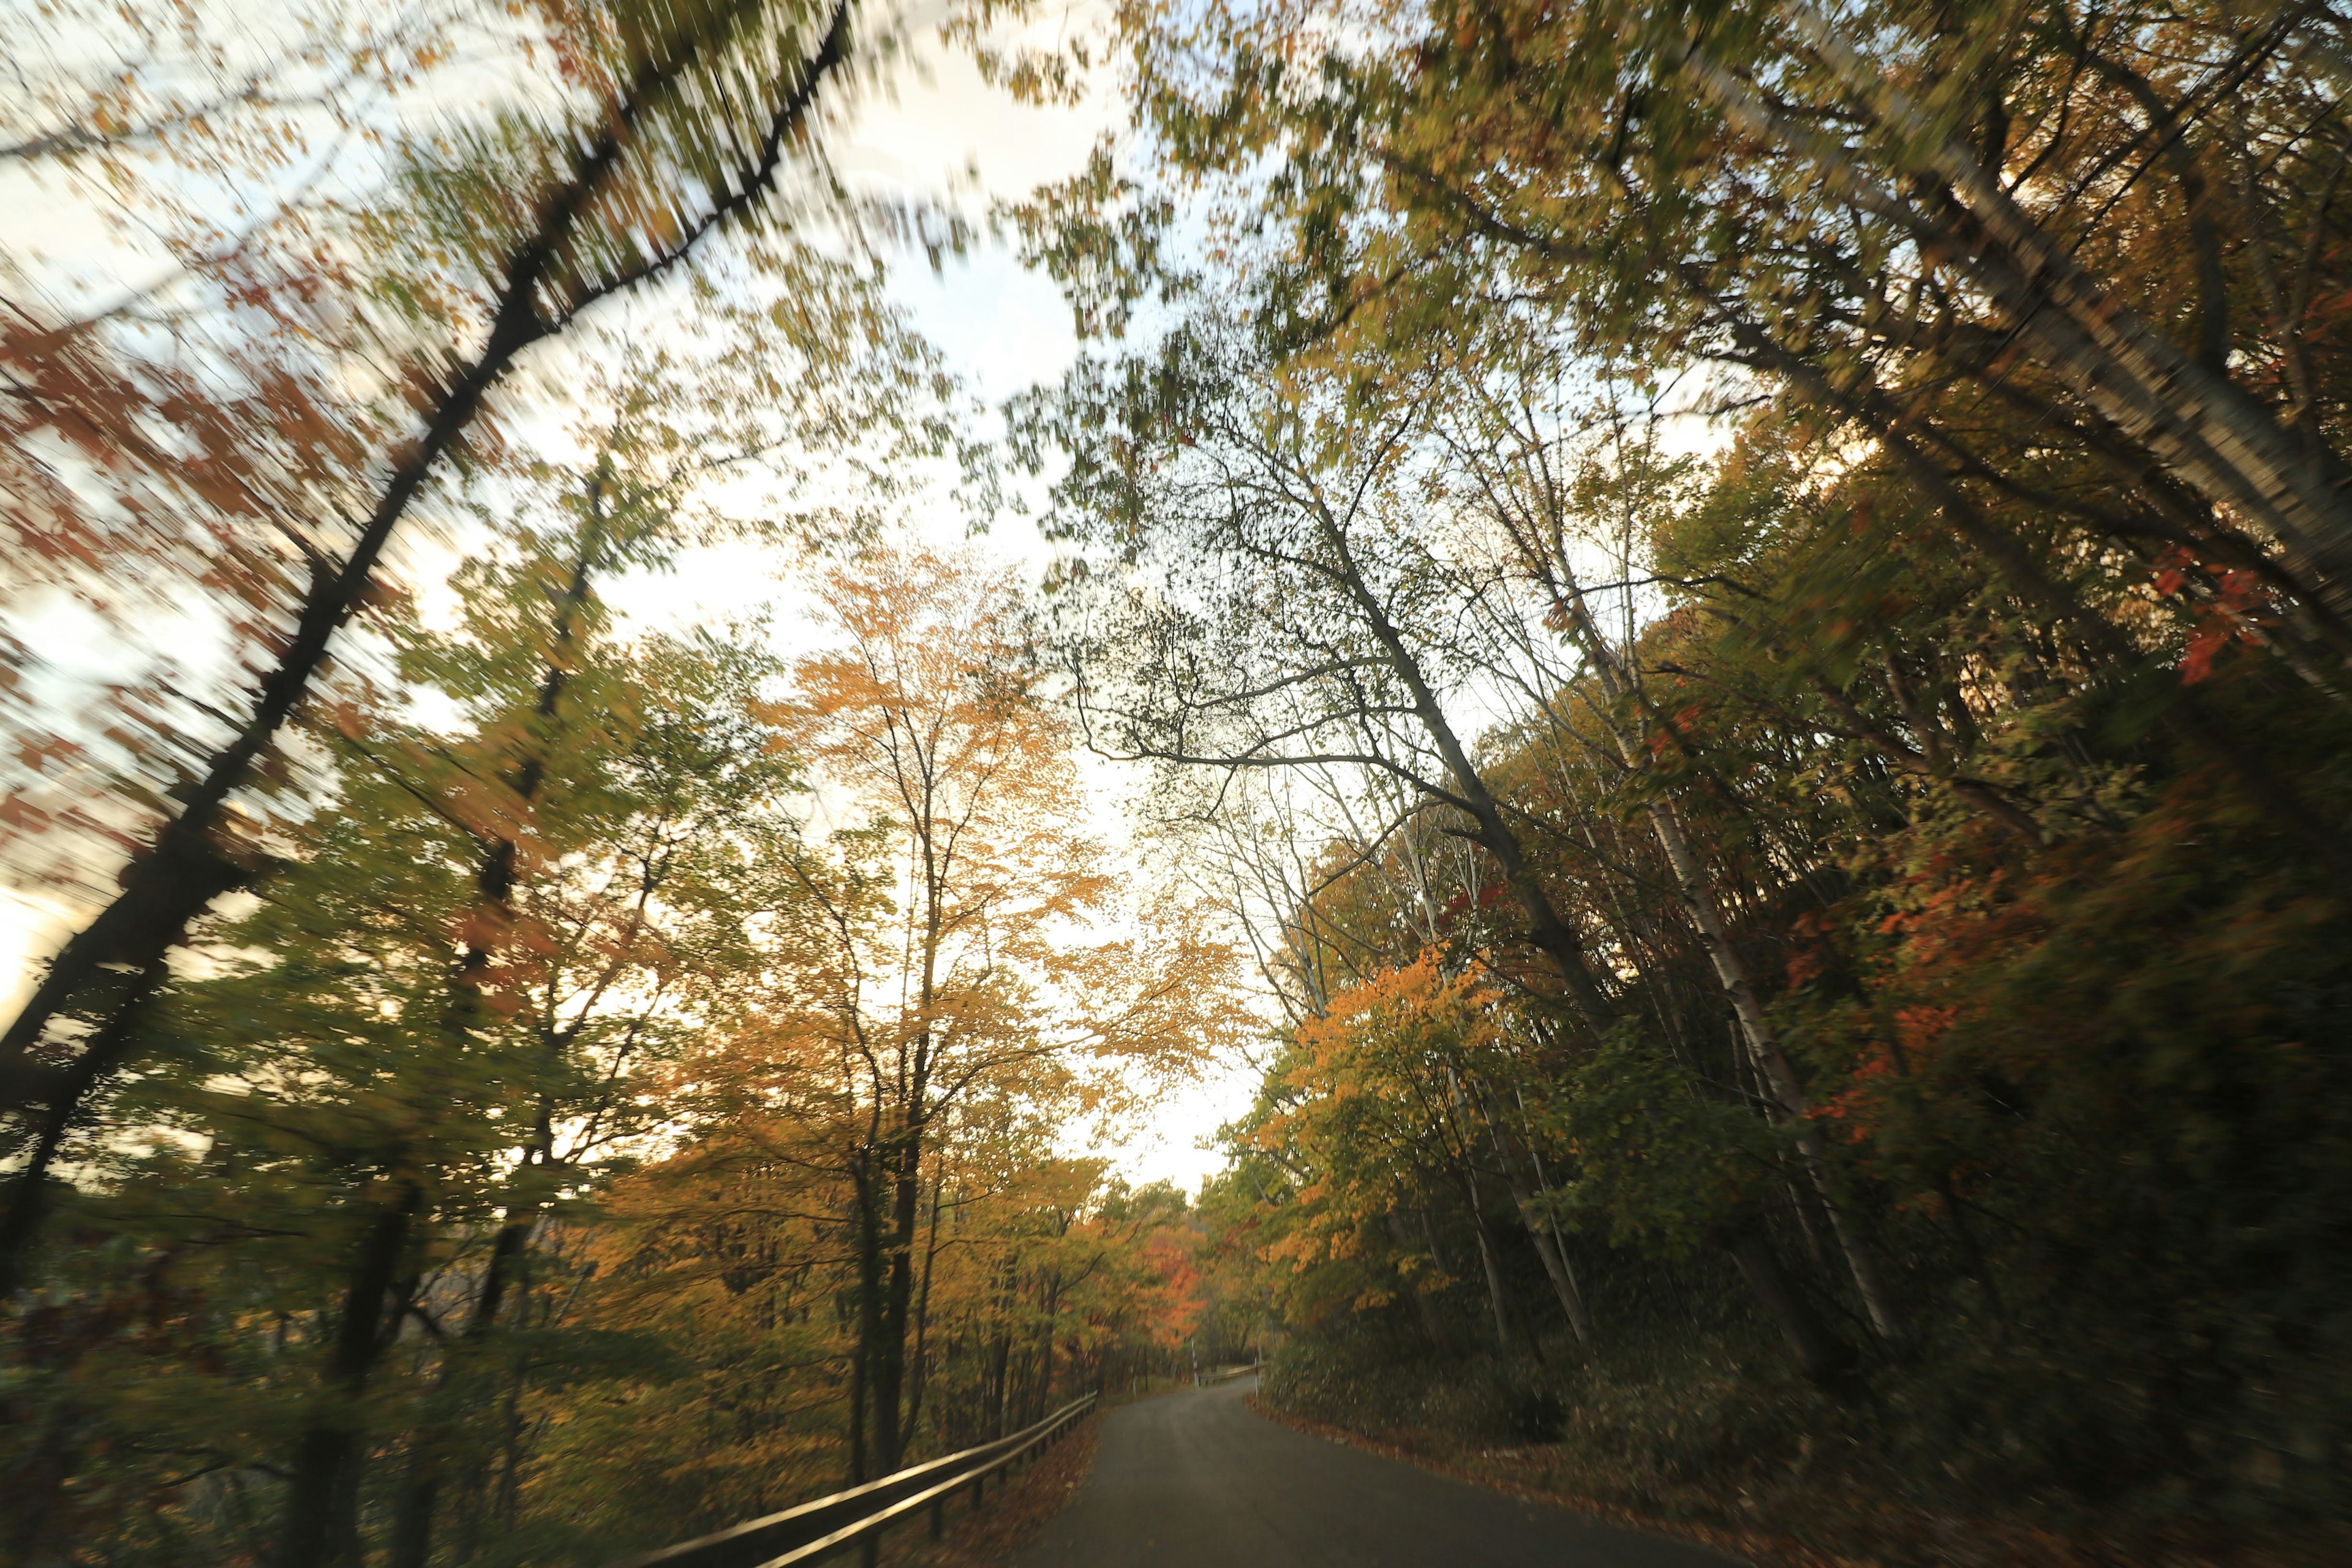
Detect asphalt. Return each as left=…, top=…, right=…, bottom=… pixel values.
left=1014, top=1377, right=1746, bottom=1568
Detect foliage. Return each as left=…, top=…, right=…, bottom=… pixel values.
left=17, top=0, right=2352, bottom=1562
left=1011, top=0, right=2352, bottom=1555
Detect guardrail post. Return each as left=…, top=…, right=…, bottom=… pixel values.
left=930, top=1496, right=944, bottom=1540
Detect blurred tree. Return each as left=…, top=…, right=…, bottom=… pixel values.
left=0, top=0, right=883, bottom=1286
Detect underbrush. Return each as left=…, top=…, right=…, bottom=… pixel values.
left=1257, top=1313, right=2352, bottom=1568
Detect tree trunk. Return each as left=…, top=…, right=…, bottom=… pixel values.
left=848, top=1161, right=883, bottom=1483
left=1516, top=1197, right=1596, bottom=1351
left=986, top=1330, right=1011, bottom=1440
left=1644, top=790, right=1904, bottom=1343
left=1472, top=1077, right=1598, bottom=1350
left=386, top=481, right=606, bottom=1568
left=1316, top=511, right=1877, bottom=1378
left=985, top=1252, right=1018, bottom=1441
left=1534, top=556, right=1902, bottom=1342
left=1445, top=1067, right=1518, bottom=1353
left=1785, top=3, right=2352, bottom=617
left=903, top=1175, right=944, bottom=1449
left=871, top=1122, right=924, bottom=1471
left=1310, top=519, right=1621, bottom=1029
left=1036, top=1270, right=1061, bottom=1420
left=276, top=1178, right=421, bottom=1568
left=1718, top=1214, right=1856, bottom=1384
left=1684, top=21, right=2352, bottom=622
left=386, top=1220, right=530, bottom=1568
left=1384, top=1210, right=1455, bottom=1354
left=0, top=963, right=167, bottom=1296
left=1466, top=1200, right=1515, bottom=1354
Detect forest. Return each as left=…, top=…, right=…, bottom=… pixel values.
left=4, top=0, right=2351, bottom=1565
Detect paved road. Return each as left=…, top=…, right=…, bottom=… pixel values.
left=1016, top=1378, right=1743, bottom=1568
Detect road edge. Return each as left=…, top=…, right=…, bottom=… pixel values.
left=1243, top=1395, right=1850, bottom=1568
left=886, top=1418, right=1102, bottom=1568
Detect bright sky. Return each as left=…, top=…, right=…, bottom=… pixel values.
left=0, top=4, right=1264, bottom=1195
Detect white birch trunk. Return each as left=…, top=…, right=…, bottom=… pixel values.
left=1542, top=567, right=1904, bottom=1342
left=1683, top=13, right=2352, bottom=624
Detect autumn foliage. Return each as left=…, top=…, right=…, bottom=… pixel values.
left=1024, top=0, right=2352, bottom=1559
left=15, top=0, right=2352, bottom=1564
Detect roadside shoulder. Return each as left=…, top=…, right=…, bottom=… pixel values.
left=1245, top=1396, right=1818, bottom=1568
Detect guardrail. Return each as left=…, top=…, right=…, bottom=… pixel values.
left=1200, top=1363, right=1258, bottom=1385
left=600, top=1393, right=1097, bottom=1568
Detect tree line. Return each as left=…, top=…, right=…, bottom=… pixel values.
left=1022, top=0, right=2352, bottom=1556
left=4, top=428, right=1240, bottom=1562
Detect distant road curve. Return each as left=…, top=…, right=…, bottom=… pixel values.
left=1016, top=1376, right=1744, bottom=1568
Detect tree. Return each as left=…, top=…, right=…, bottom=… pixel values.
left=1037, top=325, right=1863, bottom=1378
left=0, top=0, right=878, bottom=1285
left=685, top=543, right=1245, bottom=1477
left=0, top=503, right=790, bottom=1564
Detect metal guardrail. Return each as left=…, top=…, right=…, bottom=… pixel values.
left=599, top=1394, right=1098, bottom=1568
left=1199, top=1363, right=1258, bottom=1385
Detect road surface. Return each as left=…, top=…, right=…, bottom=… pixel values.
left=1016, top=1377, right=1743, bottom=1568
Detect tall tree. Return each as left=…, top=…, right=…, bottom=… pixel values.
left=0, top=0, right=876, bottom=1284
left=1038, top=327, right=1864, bottom=1377
left=712, top=543, right=1245, bottom=1476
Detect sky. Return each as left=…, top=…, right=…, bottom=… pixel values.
left=0, top=2, right=1265, bottom=1195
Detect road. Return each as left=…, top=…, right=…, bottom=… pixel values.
left=1015, top=1378, right=1743, bottom=1568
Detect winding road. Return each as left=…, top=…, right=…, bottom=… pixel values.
left=1016, top=1377, right=1744, bottom=1568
